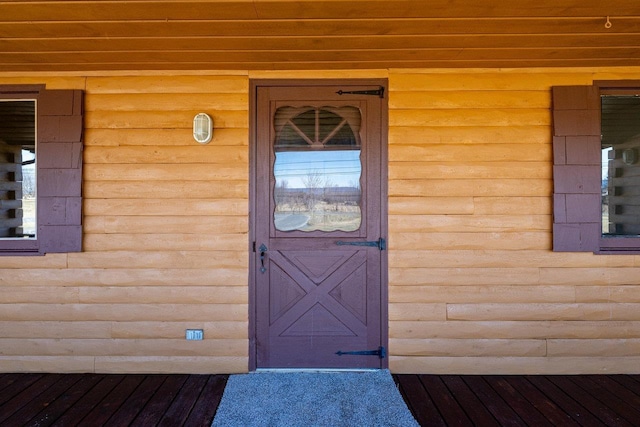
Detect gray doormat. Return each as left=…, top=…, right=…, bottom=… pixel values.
left=212, top=370, right=419, bottom=426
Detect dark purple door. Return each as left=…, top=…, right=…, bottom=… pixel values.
left=253, top=82, right=388, bottom=369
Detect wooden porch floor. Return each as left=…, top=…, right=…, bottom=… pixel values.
left=1, top=373, right=639, bottom=426
left=394, top=375, right=640, bottom=427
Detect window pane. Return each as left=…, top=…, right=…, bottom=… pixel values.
left=0, top=100, right=36, bottom=238
left=274, top=106, right=362, bottom=232
left=601, top=95, right=640, bottom=236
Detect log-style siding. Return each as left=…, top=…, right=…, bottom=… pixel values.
left=388, top=68, right=640, bottom=374
left=0, top=74, right=249, bottom=374
left=0, top=68, right=639, bottom=374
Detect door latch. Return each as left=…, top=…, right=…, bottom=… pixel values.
left=259, top=244, right=268, bottom=273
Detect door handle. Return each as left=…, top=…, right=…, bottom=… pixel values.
left=259, top=244, right=268, bottom=273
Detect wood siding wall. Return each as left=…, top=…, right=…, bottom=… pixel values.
left=0, top=75, right=249, bottom=373
left=388, top=69, right=640, bottom=374
left=0, top=68, right=639, bottom=374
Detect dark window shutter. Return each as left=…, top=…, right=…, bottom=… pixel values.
left=552, top=86, right=601, bottom=252
left=37, top=89, right=83, bottom=253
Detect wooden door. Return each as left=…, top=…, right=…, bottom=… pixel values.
left=251, top=81, right=388, bottom=369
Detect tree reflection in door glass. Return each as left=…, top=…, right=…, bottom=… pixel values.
left=273, top=106, right=362, bottom=232
left=275, top=150, right=361, bottom=232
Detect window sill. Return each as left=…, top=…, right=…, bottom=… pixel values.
left=598, top=237, right=640, bottom=254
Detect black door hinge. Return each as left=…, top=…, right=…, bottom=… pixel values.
left=336, top=86, right=385, bottom=98
left=335, top=346, right=386, bottom=359
left=335, top=238, right=386, bottom=251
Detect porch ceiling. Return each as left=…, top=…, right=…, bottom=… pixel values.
left=1, top=0, right=640, bottom=72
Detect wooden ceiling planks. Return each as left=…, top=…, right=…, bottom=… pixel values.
left=250, top=0, right=640, bottom=20
left=2, top=1, right=639, bottom=20
left=3, top=19, right=640, bottom=42
left=0, top=0, right=639, bottom=71
left=3, top=18, right=640, bottom=38
left=4, top=34, right=640, bottom=52
left=0, top=0, right=640, bottom=22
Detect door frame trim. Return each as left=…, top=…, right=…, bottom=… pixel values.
left=248, top=78, right=389, bottom=371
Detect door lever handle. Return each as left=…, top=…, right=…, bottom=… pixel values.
left=259, top=244, right=268, bottom=273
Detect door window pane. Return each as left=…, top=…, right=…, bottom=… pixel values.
left=274, top=106, right=362, bottom=232
left=0, top=100, right=36, bottom=238
left=601, top=95, right=640, bottom=236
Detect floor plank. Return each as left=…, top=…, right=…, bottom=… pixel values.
left=418, top=375, right=473, bottom=427
left=184, top=374, right=228, bottom=427
left=0, top=373, right=25, bottom=395
left=0, top=373, right=43, bottom=407
left=503, top=376, right=579, bottom=427
left=548, top=376, right=635, bottom=427
left=611, top=375, right=640, bottom=397
left=27, top=374, right=104, bottom=427
left=0, top=374, right=63, bottom=424
left=584, top=375, right=640, bottom=421
left=5, top=374, right=85, bottom=426
left=0, top=373, right=638, bottom=426
left=50, top=374, right=125, bottom=426
left=484, top=376, right=552, bottom=427
left=439, top=375, right=500, bottom=427
left=158, top=375, right=209, bottom=427
left=461, top=376, right=524, bottom=427
left=394, top=374, right=446, bottom=426
left=105, top=375, right=168, bottom=426
left=571, top=376, right=640, bottom=426
left=525, top=375, right=605, bottom=427
left=131, top=374, right=189, bottom=427
left=82, top=375, right=145, bottom=426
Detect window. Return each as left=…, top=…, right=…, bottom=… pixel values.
left=553, top=81, right=640, bottom=253
left=273, top=106, right=362, bottom=232
left=0, top=100, right=36, bottom=238
left=0, top=85, right=83, bottom=255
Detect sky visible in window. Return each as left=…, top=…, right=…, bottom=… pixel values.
left=274, top=150, right=361, bottom=189
left=602, top=147, right=612, bottom=181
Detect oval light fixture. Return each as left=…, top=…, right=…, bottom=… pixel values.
left=193, top=112, right=213, bottom=144
left=623, top=148, right=638, bottom=165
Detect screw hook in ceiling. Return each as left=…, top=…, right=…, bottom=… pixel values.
left=605, top=16, right=612, bottom=29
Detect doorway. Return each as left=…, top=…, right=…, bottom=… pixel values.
left=250, top=80, right=388, bottom=369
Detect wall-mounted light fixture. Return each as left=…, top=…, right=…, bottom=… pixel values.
left=193, top=113, right=213, bottom=144
left=623, top=148, right=638, bottom=165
